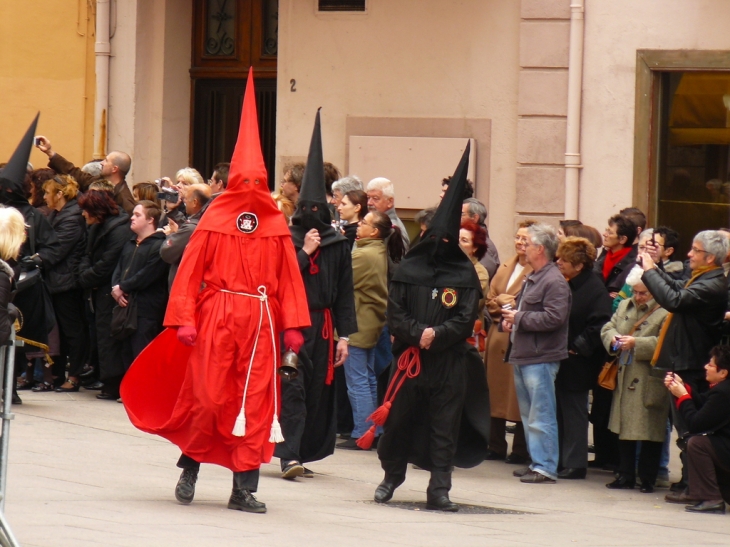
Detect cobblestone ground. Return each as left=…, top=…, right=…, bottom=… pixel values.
left=3, top=390, right=729, bottom=546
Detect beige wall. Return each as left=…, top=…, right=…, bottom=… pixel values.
left=109, top=0, right=192, bottom=184
left=277, top=0, right=521, bottom=256
left=581, top=0, right=730, bottom=232
left=0, top=1, right=95, bottom=169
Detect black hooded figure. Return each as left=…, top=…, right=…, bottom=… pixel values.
left=275, top=109, right=357, bottom=477
left=374, top=142, right=487, bottom=512
left=0, top=114, right=61, bottom=397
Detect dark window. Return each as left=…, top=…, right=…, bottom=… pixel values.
left=318, top=0, right=366, bottom=12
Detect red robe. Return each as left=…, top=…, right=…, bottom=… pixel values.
left=122, top=230, right=310, bottom=472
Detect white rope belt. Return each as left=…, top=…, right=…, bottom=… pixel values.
left=220, top=286, right=284, bottom=443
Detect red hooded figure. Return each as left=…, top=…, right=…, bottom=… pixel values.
left=121, top=69, right=310, bottom=513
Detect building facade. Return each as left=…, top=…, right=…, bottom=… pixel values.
left=3, top=0, right=730, bottom=256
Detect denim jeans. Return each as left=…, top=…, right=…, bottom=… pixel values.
left=513, top=362, right=560, bottom=480
left=343, top=346, right=379, bottom=439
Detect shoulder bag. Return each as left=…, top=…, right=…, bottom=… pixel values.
left=598, top=304, right=660, bottom=391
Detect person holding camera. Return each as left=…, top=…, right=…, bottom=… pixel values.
left=639, top=230, right=729, bottom=492
left=35, top=136, right=136, bottom=216
left=665, top=346, right=730, bottom=514
left=601, top=266, right=669, bottom=492
left=160, top=184, right=211, bottom=289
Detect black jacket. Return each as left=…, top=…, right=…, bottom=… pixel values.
left=112, top=232, right=169, bottom=321
left=642, top=267, right=727, bottom=371
left=45, top=199, right=87, bottom=294
left=77, top=212, right=133, bottom=291
left=678, top=379, right=730, bottom=464
left=556, top=270, right=613, bottom=392
left=594, top=245, right=638, bottom=294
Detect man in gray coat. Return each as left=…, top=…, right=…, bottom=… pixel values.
left=502, top=223, right=571, bottom=484
left=160, top=184, right=211, bottom=289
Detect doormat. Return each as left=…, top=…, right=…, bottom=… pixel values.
left=362, top=500, right=531, bottom=514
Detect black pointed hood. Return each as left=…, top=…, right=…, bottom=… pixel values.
left=290, top=109, right=346, bottom=248
left=0, top=113, right=38, bottom=208
left=392, top=142, right=480, bottom=289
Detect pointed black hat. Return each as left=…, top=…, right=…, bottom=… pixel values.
left=290, top=109, right=345, bottom=248
left=0, top=113, right=39, bottom=206
left=391, top=141, right=480, bottom=289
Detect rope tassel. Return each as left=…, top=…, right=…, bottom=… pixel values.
left=233, top=411, right=246, bottom=437
left=269, top=414, right=285, bottom=443
left=356, top=347, right=421, bottom=450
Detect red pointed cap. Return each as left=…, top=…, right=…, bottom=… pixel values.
left=195, top=67, right=290, bottom=238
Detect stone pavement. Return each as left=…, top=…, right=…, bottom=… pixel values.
left=3, top=390, right=730, bottom=547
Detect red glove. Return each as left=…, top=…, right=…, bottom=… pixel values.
left=283, top=329, right=304, bottom=354
left=177, top=326, right=197, bottom=346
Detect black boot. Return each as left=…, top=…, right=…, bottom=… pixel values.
left=374, top=473, right=405, bottom=503
left=228, top=471, right=265, bottom=513
left=426, top=469, right=458, bottom=512
left=175, top=468, right=198, bottom=504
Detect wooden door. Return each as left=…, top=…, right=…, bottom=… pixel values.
left=190, top=0, right=277, bottom=187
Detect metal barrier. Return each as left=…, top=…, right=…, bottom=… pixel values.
left=0, top=332, right=22, bottom=547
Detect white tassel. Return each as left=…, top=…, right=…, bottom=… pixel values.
left=232, top=411, right=246, bottom=437
left=269, top=414, right=285, bottom=443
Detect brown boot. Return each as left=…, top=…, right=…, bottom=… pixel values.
left=665, top=489, right=700, bottom=504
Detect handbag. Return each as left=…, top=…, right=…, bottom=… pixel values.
left=110, top=293, right=137, bottom=340
left=599, top=304, right=661, bottom=391
left=109, top=258, right=138, bottom=340
left=16, top=219, right=41, bottom=293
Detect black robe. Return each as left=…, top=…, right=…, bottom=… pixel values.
left=377, top=281, right=481, bottom=472
left=275, top=238, right=357, bottom=464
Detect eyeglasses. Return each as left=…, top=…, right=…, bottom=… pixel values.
left=690, top=247, right=709, bottom=254
left=514, top=236, right=529, bottom=243
left=633, top=290, right=650, bottom=297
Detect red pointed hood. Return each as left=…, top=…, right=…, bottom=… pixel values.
left=195, top=68, right=289, bottom=238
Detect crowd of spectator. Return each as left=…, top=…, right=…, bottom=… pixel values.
left=2, top=132, right=730, bottom=515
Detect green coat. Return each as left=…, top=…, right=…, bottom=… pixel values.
left=600, top=297, right=669, bottom=442
left=348, top=238, right=388, bottom=348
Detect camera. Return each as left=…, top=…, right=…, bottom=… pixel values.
left=501, top=303, right=514, bottom=311
left=34, top=137, right=42, bottom=147
left=157, top=190, right=179, bottom=204
left=612, top=335, right=622, bottom=352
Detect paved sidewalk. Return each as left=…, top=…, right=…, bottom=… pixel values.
left=4, top=390, right=730, bottom=546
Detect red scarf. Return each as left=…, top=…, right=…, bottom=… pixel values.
left=602, top=246, right=632, bottom=280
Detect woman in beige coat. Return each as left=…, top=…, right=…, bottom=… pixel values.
left=483, top=220, right=535, bottom=463
left=600, top=265, right=668, bottom=492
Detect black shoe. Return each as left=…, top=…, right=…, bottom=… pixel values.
left=79, top=365, right=95, bottom=379
left=281, top=460, right=304, bottom=480
left=56, top=380, right=80, bottom=393
left=639, top=482, right=654, bottom=494
left=83, top=380, right=104, bottom=390
left=558, top=468, right=586, bottom=480
left=484, top=449, right=506, bottom=461
left=228, top=489, right=266, bottom=513
left=336, top=438, right=369, bottom=451
left=685, top=500, right=725, bottom=514
left=374, top=476, right=404, bottom=503
left=426, top=496, right=459, bottom=512
left=96, top=392, right=119, bottom=400
left=606, top=477, right=636, bottom=489
left=11, top=391, right=22, bottom=405
left=175, top=468, right=198, bottom=504
left=505, top=453, right=530, bottom=465
left=670, top=480, right=687, bottom=492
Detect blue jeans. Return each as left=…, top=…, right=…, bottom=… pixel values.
left=343, top=346, right=379, bottom=439
left=513, top=362, right=560, bottom=480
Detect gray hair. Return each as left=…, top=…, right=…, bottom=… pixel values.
left=693, top=230, right=729, bottom=266
left=366, top=177, right=394, bottom=199
left=81, top=161, right=103, bottom=177
left=527, top=223, right=559, bottom=260
left=638, top=227, right=654, bottom=243
left=331, top=175, right=363, bottom=196
left=463, top=198, right=487, bottom=224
